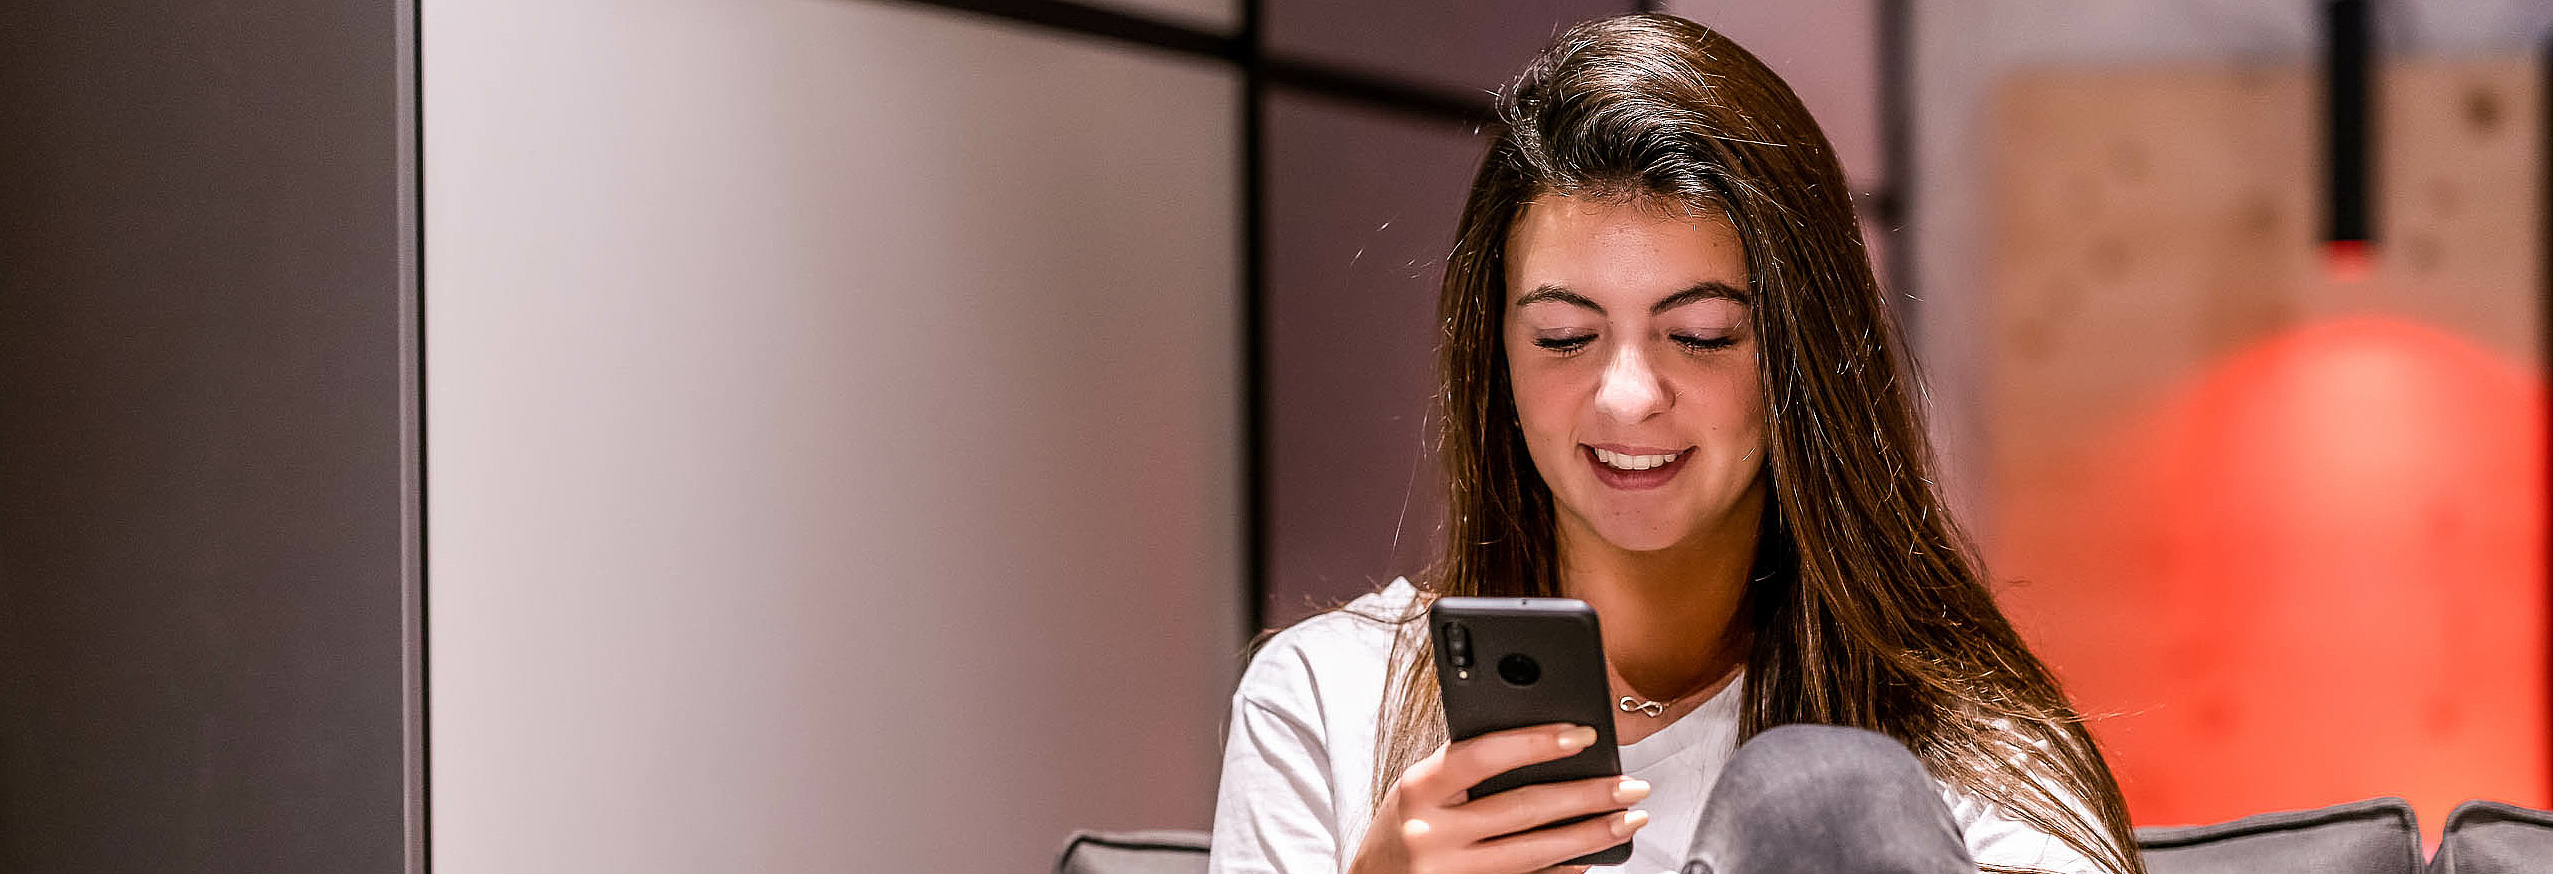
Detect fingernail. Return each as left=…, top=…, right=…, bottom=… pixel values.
left=1613, top=778, right=1651, bottom=804
left=1557, top=726, right=1598, bottom=751
left=1612, top=809, right=1649, bottom=837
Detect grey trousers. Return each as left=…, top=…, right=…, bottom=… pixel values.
left=1681, top=725, right=1976, bottom=874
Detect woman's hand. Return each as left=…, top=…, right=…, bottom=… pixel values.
left=1345, top=723, right=1651, bottom=874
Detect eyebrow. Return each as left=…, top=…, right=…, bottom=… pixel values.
left=1513, top=281, right=1750, bottom=315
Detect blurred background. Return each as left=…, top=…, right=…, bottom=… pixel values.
left=1, top=0, right=2549, bottom=872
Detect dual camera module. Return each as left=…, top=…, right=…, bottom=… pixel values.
left=1443, top=622, right=1540, bottom=686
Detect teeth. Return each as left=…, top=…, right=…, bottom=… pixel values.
left=1593, top=448, right=1679, bottom=471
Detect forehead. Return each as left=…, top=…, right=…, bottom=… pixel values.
left=1504, top=194, right=1746, bottom=301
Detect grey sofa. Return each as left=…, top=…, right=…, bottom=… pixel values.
left=1056, top=797, right=2553, bottom=874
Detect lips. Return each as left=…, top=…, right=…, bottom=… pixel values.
left=1583, top=444, right=1692, bottom=491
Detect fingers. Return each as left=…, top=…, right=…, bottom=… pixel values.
left=1412, top=723, right=1599, bottom=807
left=1395, top=775, right=1648, bottom=874
left=1402, top=808, right=1644, bottom=874
left=1452, top=775, right=1649, bottom=840
left=1382, top=727, right=1638, bottom=874
left=1475, top=808, right=1646, bottom=873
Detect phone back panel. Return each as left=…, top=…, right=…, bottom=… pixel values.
left=1428, top=597, right=1631, bottom=865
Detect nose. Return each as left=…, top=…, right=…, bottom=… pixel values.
left=1594, top=342, right=1671, bottom=423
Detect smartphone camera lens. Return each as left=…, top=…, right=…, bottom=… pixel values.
left=1496, top=653, right=1540, bottom=686
left=1444, top=623, right=1473, bottom=669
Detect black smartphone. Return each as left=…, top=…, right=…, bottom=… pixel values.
left=1428, top=596, right=1632, bottom=866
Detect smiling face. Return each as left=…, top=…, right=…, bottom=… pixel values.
left=1503, top=193, right=1768, bottom=555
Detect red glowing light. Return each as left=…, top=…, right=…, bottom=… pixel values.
left=2016, top=317, right=2548, bottom=844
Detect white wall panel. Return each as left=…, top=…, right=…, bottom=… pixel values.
left=424, top=2, right=1240, bottom=872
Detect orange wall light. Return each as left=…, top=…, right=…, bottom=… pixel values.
left=2036, top=317, right=2548, bottom=840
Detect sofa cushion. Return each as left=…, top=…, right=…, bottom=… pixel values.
left=2136, top=797, right=2422, bottom=874
left=1054, top=829, right=1211, bottom=874
left=2427, top=800, right=2553, bottom=874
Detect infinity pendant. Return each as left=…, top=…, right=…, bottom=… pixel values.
left=1619, top=696, right=1665, bottom=717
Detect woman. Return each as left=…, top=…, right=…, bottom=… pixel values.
left=1208, top=14, right=2141, bottom=874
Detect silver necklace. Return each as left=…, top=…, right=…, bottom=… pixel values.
left=1616, top=665, right=1737, bottom=718
left=1616, top=679, right=1709, bottom=718
left=1618, top=695, right=1673, bottom=718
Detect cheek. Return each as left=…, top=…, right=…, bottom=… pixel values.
left=1507, top=382, right=1560, bottom=446
left=1693, top=366, right=1768, bottom=441
left=1501, top=342, right=1546, bottom=412
left=1735, top=375, right=1767, bottom=432
left=1509, top=393, right=1592, bottom=486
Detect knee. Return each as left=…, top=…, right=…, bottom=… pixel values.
left=1687, top=725, right=1969, bottom=874
left=1715, top=724, right=1939, bottom=816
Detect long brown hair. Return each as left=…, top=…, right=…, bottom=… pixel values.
left=1362, top=14, right=2143, bottom=874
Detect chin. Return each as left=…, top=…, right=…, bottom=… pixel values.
left=1585, top=518, right=1698, bottom=553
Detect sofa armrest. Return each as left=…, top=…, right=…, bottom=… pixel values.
left=2136, top=797, right=2422, bottom=874
left=1055, top=829, right=1212, bottom=874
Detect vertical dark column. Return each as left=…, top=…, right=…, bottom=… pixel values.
left=1242, top=0, right=1272, bottom=640
left=1879, top=0, right=1916, bottom=330
left=2325, top=0, right=2375, bottom=252
left=399, top=0, right=429, bottom=868
left=0, top=2, right=419, bottom=872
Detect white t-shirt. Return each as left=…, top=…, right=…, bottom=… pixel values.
left=1205, top=579, right=2102, bottom=874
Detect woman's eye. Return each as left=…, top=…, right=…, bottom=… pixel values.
left=1532, top=333, right=1595, bottom=353
left=1672, top=333, right=1737, bottom=352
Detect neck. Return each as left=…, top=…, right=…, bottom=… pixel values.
left=1555, top=487, right=1762, bottom=704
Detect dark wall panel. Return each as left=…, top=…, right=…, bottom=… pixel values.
left=0, top=2, right=412, bottom=872
left=1262, top=91, right=1488, bottom=625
